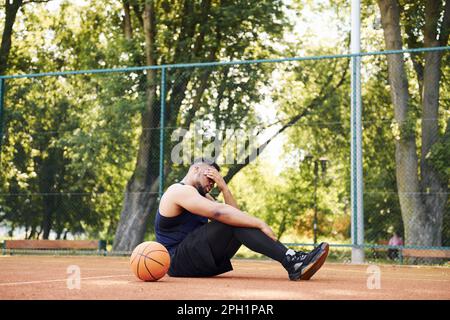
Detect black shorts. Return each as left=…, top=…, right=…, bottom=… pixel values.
left=168, top=223, right=233, bottom=277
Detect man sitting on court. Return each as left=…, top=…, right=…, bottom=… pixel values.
left=155, top=158, right=329, bottom=281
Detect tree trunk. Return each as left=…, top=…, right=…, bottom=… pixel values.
left=0, top=0, right=23, bottom=74
left=378, top=0, right=448, bottom=250
left=122, top=0, right=133, bottom=40
left=113, top=2, right=159, bottom=252
left=113, top=179, right=160, bottom=251
left=41, top=204, right=52, bottom=239
left=27, top=226, right=36, bottom=239
left=40, top=155, right=59, bottom=240
left=419, top=0, right=448, bottom=247
left=377, top=0, right=428, bottom=247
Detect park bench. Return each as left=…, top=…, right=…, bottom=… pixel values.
left=2, top=239, right=106, bottom=254
left=401, top=248, right=450, bottom=260
left=372, top=241, right=450, bottom=263
left=371, top=240, right=389, bottom=259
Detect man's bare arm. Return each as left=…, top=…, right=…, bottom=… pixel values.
left=173, top=185, right=276, bottom=240
left=220, top=186, right=239, bottom=209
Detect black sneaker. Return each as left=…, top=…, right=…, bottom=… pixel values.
left=301, top=242, right=329, bottom=280
left=283, top=242, right=329, bottom=281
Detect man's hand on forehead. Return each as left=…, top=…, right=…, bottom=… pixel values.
left=204, top=167, right=226, bottom=190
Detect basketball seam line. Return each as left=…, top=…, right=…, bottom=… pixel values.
left=136, top=243, right=152, bottom=280
left=131, top=248, right=167, bottom=266
left=143, top=258, right=157, bottom=281
left=136, top=253, right=167, bottom=267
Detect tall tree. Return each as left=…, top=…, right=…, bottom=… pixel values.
left=377, top=0, right=449, bottom=248
left=112, top=0, right=289, bottom=251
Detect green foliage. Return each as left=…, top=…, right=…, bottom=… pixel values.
left=0, top=0, right=447, bottom=251
left=1, top=1, right=141, bottom=239
left=0, top=0, right=292, bottom=240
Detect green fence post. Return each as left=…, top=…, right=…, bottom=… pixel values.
left=159, top=67, right=166, bottom=199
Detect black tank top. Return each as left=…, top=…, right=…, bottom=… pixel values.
left=154, top=183, right=208, bottom=255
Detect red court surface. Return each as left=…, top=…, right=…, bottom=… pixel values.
left=0, top=255, right=449, bottom=300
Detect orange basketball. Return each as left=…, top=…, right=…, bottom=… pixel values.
left=130, top=241, right=171, bottom=281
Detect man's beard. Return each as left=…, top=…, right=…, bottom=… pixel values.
left=196, top=185, right=207, bottom=197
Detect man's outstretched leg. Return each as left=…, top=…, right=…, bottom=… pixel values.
left=206, top=221, right=329, bottom=281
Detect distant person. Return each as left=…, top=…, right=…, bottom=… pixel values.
left=155, top=158, right=329, bottom=281
left=388, top=232, right=403, bottom=260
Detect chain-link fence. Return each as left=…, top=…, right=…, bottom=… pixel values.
left=0, top=47, right=449, bottom=264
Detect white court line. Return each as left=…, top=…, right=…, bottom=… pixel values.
left=324, top=266, right=450, bottom=276
left=323, top=267, right=450, bottom=282
left=0, top=274, right=133, bottom=287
